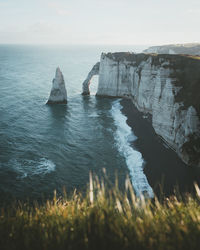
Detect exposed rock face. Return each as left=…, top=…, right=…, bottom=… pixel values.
left=47, top=67, right=67, bottom=104
left=144, top=43, right=200, bottom=55
left=82, top=62, right=100, bottom=95
left=94, top=52, right=200, bottom=167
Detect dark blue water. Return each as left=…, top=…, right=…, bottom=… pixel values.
left=0, top=45, right=152, bottom=203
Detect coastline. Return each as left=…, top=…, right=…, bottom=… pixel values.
left=120, top=98, right=200, bottom=196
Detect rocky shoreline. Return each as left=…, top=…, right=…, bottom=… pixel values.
left=120, top=98, right=200, bottom=196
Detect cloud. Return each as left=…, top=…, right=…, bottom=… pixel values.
left=28, top=21, right=58, bottom=34
left=47, top=1, right=68, bottom=16
left=56, top=9, right=68, bottom=16
left=188, top=9, right=200, bottom=14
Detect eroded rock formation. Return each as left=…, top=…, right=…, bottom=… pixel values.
left=82, top=62, right=100, bottom=95
left=87, top=52, right=200, bottom=167
left=47, top=67, right=67, bottom=104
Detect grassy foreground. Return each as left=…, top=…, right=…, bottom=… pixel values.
left=0, top=174, right=200, bottom=250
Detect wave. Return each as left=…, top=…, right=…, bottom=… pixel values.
left=11, top=158, right=56, bottom=179
left=111, top=100, right=154, bottom=198
left=88, top=112, right=99, bottom=118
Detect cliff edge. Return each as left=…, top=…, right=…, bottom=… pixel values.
left=85, top=52, right=200, bottom=167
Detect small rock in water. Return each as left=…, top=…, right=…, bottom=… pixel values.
left=47, top=67, right=67, bottom=104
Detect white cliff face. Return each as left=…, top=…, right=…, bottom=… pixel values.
left=47, top=67, right=67, bottom=104
left=82, top=62, right=100, bottom=95
left=96, top=53, right=200, bottom=167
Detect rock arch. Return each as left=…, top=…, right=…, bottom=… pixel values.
left=82, top=62, right=100, bottom=95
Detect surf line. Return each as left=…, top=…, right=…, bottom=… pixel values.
left=111, top=100, right=154, bottom=198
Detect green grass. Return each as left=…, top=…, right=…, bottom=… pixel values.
left=0, top=174, right=200, bottom=250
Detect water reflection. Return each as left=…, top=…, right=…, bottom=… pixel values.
left=45, top=104, right=69, bottom=135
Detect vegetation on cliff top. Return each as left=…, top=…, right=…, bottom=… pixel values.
left=1, top=174, right=200, bottom=250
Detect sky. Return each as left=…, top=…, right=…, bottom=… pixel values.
left=0, top=0, right=200, bottom=45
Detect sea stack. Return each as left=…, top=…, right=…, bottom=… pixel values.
left=47, top=67, right=67, bottom=104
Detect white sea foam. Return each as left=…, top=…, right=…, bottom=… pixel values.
left=13, top=158, right=56, bottom=179
left=111, top=100, right=154, bottom=198
left=88, top=112, right=99, bottom=118
left=32, top=158, right=56, bottom=175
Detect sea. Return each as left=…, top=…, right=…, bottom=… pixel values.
left=0, top=44, right=198, bottom=204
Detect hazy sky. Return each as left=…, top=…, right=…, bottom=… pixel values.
left=0, top=0, right=200, bottom=45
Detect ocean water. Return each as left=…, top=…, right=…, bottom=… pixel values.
left=0, top=44, right=153, bottom=203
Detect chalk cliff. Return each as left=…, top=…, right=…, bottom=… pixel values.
left=47, top=67, right=67, bottom=104
left=85, top=52, right=200, bottom=167
left=144, top=43, right=200, bottom=55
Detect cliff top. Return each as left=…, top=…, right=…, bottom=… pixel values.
left=104, top=52, right=200, bottom=62
left=143, top=43, right=200, bottom=55
left=144, top=43, right=200, bottom=48
left=1, top=177, right=200, bottom=250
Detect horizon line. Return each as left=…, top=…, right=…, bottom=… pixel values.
left=0, top=42, right=199, bottom=47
